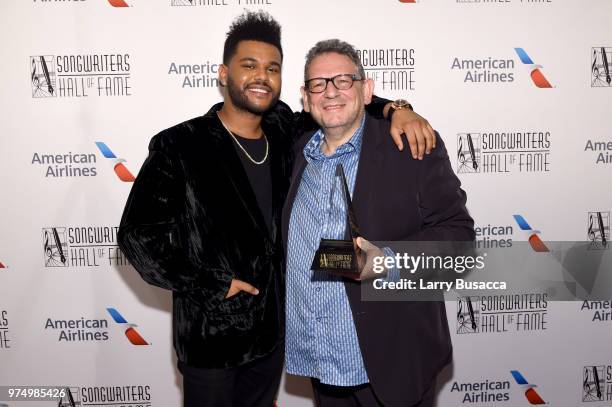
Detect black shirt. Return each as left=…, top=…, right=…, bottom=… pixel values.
left=231, top=132, right=273, bottom=234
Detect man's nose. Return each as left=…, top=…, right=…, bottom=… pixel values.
left=323, top=79, right=339, bottom=98
left=254, top=66, right=269, bottom=81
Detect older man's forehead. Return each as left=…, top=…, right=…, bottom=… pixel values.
left=309, top=52, right=358, bottom=74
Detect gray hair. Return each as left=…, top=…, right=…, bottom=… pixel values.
left=304, top=39, right=366, bottom=82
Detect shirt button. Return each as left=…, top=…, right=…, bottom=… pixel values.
left=316, top=317, right=322, bottom=322
left=315, top=287, right=322, bottom=292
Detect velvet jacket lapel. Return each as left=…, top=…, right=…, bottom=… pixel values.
left=263, top=119, right=289, bottom=247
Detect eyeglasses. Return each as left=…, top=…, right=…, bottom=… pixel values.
left=304, top=74, right=363, bottom=93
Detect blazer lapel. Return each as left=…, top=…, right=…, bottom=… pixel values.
left=344, top=115, right=385, bottom=312
left=351, top=115, right=385, bottom=235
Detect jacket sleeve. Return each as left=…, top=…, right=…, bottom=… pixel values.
left=411, top=133, right=475, bottom=242
left=365, top=95, right=391, bottom=119
left=117, top=134, right=232, bottom=312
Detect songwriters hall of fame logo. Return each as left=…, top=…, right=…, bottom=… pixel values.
left=592, top=47, right=612, bottom=87
left=588, top=211, right=610, bottom=250
left=0, top=310, right=10, bottom=350
left=358, top=48, right=415, bottom=92
left=31, top=56, right=56, bottom=98
left=43, top=227, right=68, bottom=267
left=583, top=365, right=612, bottom=403
left=171, top=0, right=204, bottom=4
left=457, top=133, right=481, bottom=173
left=30, top=54, right=131, bottom=98
left=457, top=295, right=548, bottom=334
left=57, top=387, right=80, bottom=407
left=457, top=132, right=550, bottom=174
left=457, top=296, right=479, bottom=333
left=42, top=226, right=129, bottom=268
left=57, top=385, right=152, bottom=407
left=170, top=0, right=273, bottom=5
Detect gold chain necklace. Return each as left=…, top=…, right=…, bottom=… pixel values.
left=217, top=112, right=269, bottom=165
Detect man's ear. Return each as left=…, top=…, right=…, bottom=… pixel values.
left=300, top=86, right=311, bottom=113
left=362, top=78, right=374, bottom=105
left=218, top=64, right=228, bottom=87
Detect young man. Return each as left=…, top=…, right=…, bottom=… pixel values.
left=118, top=12, right=436, bottom=407
left=282, top=39, right=475, bottom=407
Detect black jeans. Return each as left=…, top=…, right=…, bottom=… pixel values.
left=178, top=345, right=283, bottom=407
left=311, top=378, right=435, bottom=407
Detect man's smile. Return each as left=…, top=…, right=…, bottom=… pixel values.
left=246, top=84, right=272, bottom=96
left=322, top=103, right=345, bottom=111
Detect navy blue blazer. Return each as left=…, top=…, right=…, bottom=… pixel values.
left=282, top=113, right=475, bottom=406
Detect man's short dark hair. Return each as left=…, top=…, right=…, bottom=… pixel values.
left=304, top=39, right=365, bottom=82
left=223, top=10, right=283, bottom=64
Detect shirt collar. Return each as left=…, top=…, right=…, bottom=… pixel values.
left=303, top=115, right=366, bottom=162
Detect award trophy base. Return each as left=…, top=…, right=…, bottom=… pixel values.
left=311, top=238, right=361, bottom=274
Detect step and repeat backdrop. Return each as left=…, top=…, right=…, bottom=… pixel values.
left=1, top=1, right=611, bottom=406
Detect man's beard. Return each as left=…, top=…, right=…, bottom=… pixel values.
left=226, top=76, right=279, bottom=115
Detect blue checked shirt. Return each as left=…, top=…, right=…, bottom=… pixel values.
left=285, top=117, right=370, bottom=386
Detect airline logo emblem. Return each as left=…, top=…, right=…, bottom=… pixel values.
left=510, top=370, right=546, bottom=405
left=513, top=215, right=550, bottom=252
left=95, top=142, right=135, bottom=182
left=106, top=308, right=149, bottom=345
left=514, top=48, right=553, bottom=88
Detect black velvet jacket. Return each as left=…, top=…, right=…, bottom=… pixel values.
left=118, top=99, right=389, bottom=369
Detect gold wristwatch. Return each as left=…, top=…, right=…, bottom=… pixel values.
left=388, top=99, right=414, bottom=120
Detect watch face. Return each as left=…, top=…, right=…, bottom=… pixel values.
left=394, top=99, right=409, bottom=108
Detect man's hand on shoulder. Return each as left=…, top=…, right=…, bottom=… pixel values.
left=387, top=105, right=436, bottom=160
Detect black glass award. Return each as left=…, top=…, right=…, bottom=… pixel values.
left=310, top=164, right=363, bottom=274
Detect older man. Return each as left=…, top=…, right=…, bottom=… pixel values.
left=282, top=40, right=475, bottom=407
